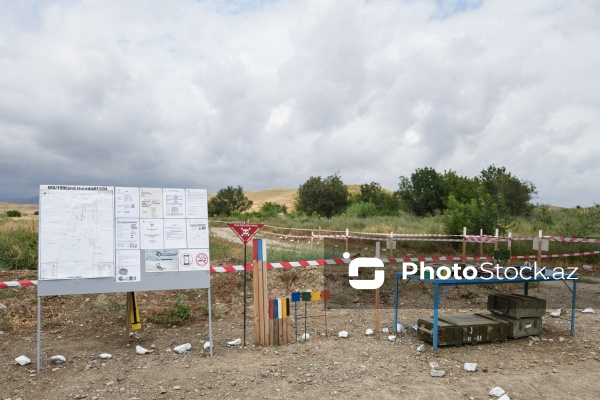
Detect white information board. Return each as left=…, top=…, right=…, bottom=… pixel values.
left=38, top=185, right=211, bottom=295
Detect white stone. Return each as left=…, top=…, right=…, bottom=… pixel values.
left=365, top=329, right=374, bottom=336
left=429, top=361, right=439, bottom=370
left=173, top=343, right=192, bottom=353
left=464, top=363, right=477, bottom=372
left=51, top=355, right=66, bottom=364
left=227, top=338, right=242, bottom=346
left=489, top=387, right=506, bottom=397
left=99, top=353, right=112, bottom=359
left=387, top=335, right=396, bottom=342
left=582, top=307, right=595, bottom=314
left=396, top=324, right=404, bottom=333
left=583, top=265, right=592, bottom=271
left=549, top=309, right=561, bottom=317
left=382, top=327, right=390, bottom=333
left=417, top=344, right=425, bottom=353
left=498, top=395, right=511, bottom=400
left=15, top=355, right=31, bottom=366
left=203, top=341, right=212, bottom=351
left=338, top=331, right=348, bottom=338
left=301, top=333, right=310, bottom=341
left=136, top=345, right=151, bottom=355
left=430, top=369, right=445, bottom=377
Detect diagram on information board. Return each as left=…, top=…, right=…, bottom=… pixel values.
left=39, top=186, right=115, bottom=279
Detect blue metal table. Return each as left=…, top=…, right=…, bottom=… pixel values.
left=393, top=269, right=578, bottom=351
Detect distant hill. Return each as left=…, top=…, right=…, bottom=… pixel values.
left=1, top=186, right=369, bottom=215
left=244, top=188, right=298, bottom=211
left=0, top=201, right=39, bottom=215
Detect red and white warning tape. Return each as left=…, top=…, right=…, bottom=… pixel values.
left=0, top=280, right=37, bottom=288
left=261, top=231, right=314, bottom=239
left=3, top=250, right=599, bottom=287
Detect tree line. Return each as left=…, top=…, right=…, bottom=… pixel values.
left=208, top=165, right=537, bottom=235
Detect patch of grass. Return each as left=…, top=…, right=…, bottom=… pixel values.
left=0, top=287, right=21, bottom=300
left=148, top=297, right=191, bottom=326
left=0, top=316, right=13, bottom=331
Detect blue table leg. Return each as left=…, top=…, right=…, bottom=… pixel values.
left=394, top=274, right=399, bottom=333
left=524, top=281, right=529, bottom=296
left=571, top=279, right=577, bottom=335
left=433, top=283, right=439, bottom=352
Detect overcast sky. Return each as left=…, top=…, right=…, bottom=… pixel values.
left=1, top=0, right=599, bottom=207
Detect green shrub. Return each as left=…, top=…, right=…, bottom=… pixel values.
left=0, top=228, right=38, bottom=270
left=6, top=210, right=21, bottom=217
left=346, top=201, right=377, bottom=218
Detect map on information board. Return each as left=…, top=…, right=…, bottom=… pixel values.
left=39, top=185, right=115, bottom=280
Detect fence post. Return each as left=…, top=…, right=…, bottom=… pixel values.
left=479, top=228, right=483, bottom=256
left=494, top=229, right=499, bottom=251
left=462, top=227, right=467, bottom=260
left=537, top=230, right=543, bottom=268
left=345, top=228, right=349, bottom=253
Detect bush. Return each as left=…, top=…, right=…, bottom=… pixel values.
left=6, top=210, right=21, bottom=217
left=442, top=189, right=513, bottom=235
left=295, top=173, right=350, bottom=218
left=346, top=201, right=377, bottom=218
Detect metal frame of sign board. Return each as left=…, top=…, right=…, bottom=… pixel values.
left=36, top=185, right=213, bottom=372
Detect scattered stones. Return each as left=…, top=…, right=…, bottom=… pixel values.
left=136, top=345, right=151, bottom=355
left=430, top=369, right=446, bottom=377
left=549, top=309, right=561, bottom=318
left=174, top=343, right=192, bottom=353
left=464, top=363, right=477, bottom=372
left=51, top=355, right=66, bottom=364
left=489, top=387, right=506, bottom=397
left=15, top=355, right=31, bottom=366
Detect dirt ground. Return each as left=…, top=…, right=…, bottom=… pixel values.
left=2, top=239, right=600, bottom=399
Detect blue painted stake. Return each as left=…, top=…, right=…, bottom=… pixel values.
left=292, top=292, right=300, bottom=342
left=433, top=283, right=440, bottom=352
left=571, top=280, right=577, bottom=335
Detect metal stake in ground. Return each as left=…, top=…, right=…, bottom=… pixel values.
left=227, top=222, right=263, bottom=346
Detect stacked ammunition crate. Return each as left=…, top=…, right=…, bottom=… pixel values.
left=487, top=294, right=545, bottom=338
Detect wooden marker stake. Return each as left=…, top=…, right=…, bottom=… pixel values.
left=375, top=242, right=381, bottom=333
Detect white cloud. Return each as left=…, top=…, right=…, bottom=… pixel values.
left=0, top=0, right=598, bottom=207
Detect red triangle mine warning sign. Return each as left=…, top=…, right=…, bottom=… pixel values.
left=227, top=223, right=264, bottom=244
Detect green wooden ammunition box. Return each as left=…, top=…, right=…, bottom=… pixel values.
left=418, top=314, right=509, bottom=346
left=487, top=294, right=546, bottom=318
left=493, top=315, right=542, bottom=338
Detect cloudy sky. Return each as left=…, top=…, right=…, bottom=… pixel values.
left=1, top=0, right=599, bottom=207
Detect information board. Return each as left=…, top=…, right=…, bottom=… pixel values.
left=38, top=185, right=210, bottom=296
